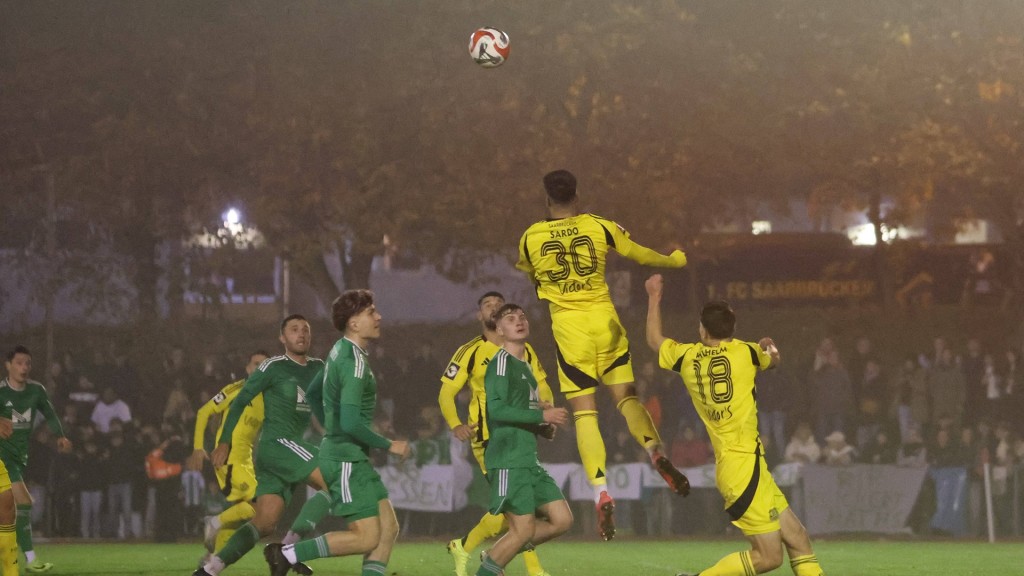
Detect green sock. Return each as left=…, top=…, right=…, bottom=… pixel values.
left=216, top=522, right=260, bottom=566
left=362, top=560, right=387, bottom=576
left=289, top=490, right=332, bottom=536
left=15, top=505, right=32, bottom=558
left=293, top=535, right=330, bottom=563
left=475, top=554, right=503, bottom=576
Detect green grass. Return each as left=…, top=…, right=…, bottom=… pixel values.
left=26, top=538, right=1021, bottom=575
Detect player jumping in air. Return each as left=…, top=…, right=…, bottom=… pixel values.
left=440, top=292, right=556, bottom=576
left=516, top=169, right=691, bottom=540
left=645, top=274, right=825, bottom=576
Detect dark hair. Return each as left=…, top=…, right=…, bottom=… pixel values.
left=332, top=289, right=375, bottom=332
left=280, top=314, right=308, bottom=333
left=492, top=303, right=524, bottom=323
left=5, top=346, right=31, bottom=362
left=543, top=169, right=577, bottom=204
left=251, top=349, right=270, bottom=359
left=477, top=291, right=504, bottom=306
left=700, top=301, right=736, bottom=339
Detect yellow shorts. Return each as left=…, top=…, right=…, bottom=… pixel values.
left=216, top=460, right=257, bottom=503
left=717, top=451, right=789, bottom=535
left=471, top=441, right=487, bottom=474
left=0, top=461, right=9, bottom=494
left=551, top=308, right=634, bottom=397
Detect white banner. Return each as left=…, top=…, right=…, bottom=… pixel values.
left=801, top=464, right=927, bottom=535
left=377, top=462, right=473, bottom=512
left=378, top=461, right=708, bottom=510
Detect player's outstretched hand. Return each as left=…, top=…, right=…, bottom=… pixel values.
left=758, top=337, right=778, bottom=354
left=645, top=274, right=665, bottom=298
left=211, top=442, right=231, bottom=468
left=0, top=418, right=12, bottom=439
left=187, top=449, right=208, bottom=471
left=452, top=423, right=476, bottom=442
left=389, top=440, right=412, bottom=460
left=56, top=436, right=73, bottom=453
left=537, top=423, right=557, bottom=441
left=542, top=406, right=569, bottom=427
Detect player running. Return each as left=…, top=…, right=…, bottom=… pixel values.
left=516, top=169, right=690, bottom=540
left=187, top=350, right=268, bottom=559
left=194, top=315, right=329, bottom=576
left=439, top=292, right=555, bottom=576
left=265, top=290, right=410, bottom=576
left=0, top=346, right=71, bottom=573
left=645, top=274, right=825, bottom=576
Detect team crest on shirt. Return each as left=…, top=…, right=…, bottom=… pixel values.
left=295, top=386, right=310, bottom=412
left=10, top=408, right=31, bottom=427
left=769, top=507, right=779, bottom=521
left=444, top=362, right=460, bottom=379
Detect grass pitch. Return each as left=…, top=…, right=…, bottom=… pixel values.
left=29, top=538, right=1017, bottom=575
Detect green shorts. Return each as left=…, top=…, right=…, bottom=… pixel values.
left=0, top=453, right=24, bottom=484
left=254, top=438, right=320, bottom=503
left=488, top=465, right=564, bottom=516
left=321, top=459, right=388, bottom=521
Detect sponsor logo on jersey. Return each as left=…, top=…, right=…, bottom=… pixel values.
left=11, top=408, right=32, bottom=426
left=212, top=392, right=227, bottom=405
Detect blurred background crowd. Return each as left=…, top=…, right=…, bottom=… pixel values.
left=14, top=326, right=1024, bottom=542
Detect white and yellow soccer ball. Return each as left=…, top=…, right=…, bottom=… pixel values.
left=468, top=27, right=510, bottom=68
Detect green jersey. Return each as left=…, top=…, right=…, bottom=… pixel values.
left=219, top=354, right=325, bottom=446
left=320, top=337, right=390, bottom=462
left=484, top=349, right=544, bottom=469
left=0, top=378, right=65, bottom=466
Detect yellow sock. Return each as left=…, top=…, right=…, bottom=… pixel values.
left=215, top=527, right=236, bottom=552
left=521, top=549, right=544, bottom=575
left=463, top=513, right=505, bottom=552
left=573, top=410, right=609, bottom=486
left=790, top=554, right=824, bottom=576
left=219, top=501, right=255, bottom=526
left=616, top=396, right=661, bottom=451
left=701, top=550, right=755, bottom=576
left=0, top=523, right=16, bottom=576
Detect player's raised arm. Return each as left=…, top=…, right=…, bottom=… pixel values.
left=758, top=337, right=781, bottom=368
left=645, top=274, right=669, bottom=352
left=606, top=222, right=686, bottom=269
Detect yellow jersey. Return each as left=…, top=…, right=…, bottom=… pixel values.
left=438, top=336, right=553, bottom=444
left=516, top=213, right=686, bottom=312
left=658, top=338, right=773, bottom=457
left=193, top=379, right=265, bottom=465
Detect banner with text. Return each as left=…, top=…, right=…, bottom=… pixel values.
left=801, top=464, right=927, bottom=535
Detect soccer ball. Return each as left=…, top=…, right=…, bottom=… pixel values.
left=468, top=27, right=510, bottom=68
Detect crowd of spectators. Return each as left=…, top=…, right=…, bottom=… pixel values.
left=9, top=330, right=1024, bottom=542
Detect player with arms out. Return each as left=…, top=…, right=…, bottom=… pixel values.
left=516, top=169, right=691, bottom=540
left=194, top=316, right=330, bottom=576
left=265, top=290, right=411, bottom=576
left=187, top=350, right=268, bottom=559
left=475, top=303, right=572, bottom=576
left=644, top=274, right=825, bottom=576
left=440, top=292, right=555, bottom=576
left=0, top=346, right=71, bottom=573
